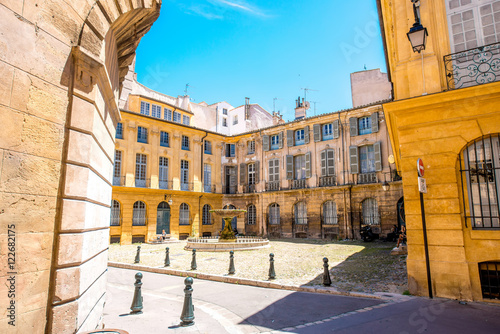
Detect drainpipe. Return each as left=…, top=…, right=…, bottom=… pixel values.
left=349, top=185, right=354, bottom=239
left=199, top=131, right=208, bottom=237
left=260, top=129, right=265, bottom=237
left=198, top=194, right=203, bottom=237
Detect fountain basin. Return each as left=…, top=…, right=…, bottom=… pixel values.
left=184, top=236, right=270, bottom=252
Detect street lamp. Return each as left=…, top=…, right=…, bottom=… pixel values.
left=164, top=194, right=173, bottom=205
left=407, top=0, right=428, bottom=53
left=382, top=181, right=390, bottom=192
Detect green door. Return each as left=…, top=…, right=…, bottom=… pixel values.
left=156, top=202, right=170, bottom=234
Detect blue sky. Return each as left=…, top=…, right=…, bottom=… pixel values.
left=135, top=0, right=387, bottom=122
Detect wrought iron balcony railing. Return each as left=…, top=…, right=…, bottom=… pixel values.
left=444, top=42, right=500, bottom=90
left=358, top=172, right=377, bottom=184
left=135, top=178, right=151, bottom=188
left=290, top=179, right=307, bottom=190
left=243, top=184, right=256, bottom=193
left=180, top=182, right=194, bottom=191
left=204, top=184, right=217, bottom=193
left=159, top=180, right=172, bottom=190
left=113, top=176, right=125, bottom=186
left=265, top=181, right=281, bottom=192
left=223, top=185, right=238, bottom=194
left=319, top=175, right=336, bottom=187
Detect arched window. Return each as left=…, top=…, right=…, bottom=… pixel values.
left=322, top=201, right=337, bottom=225
left=132, top=201, right=146, bottom=226
left=202, top=204, right=212, bottom=225
left=179, top=203, right=190, bottom=225
left=362, top=198, right=379, bottom=225
left=110, top=200, right=121, bottom=226
left=461, top=135, right=500, bottom=228
left=294, top=201, right=307, bottom=225
left=268, top=203, right=280, bottom=225
left=247, top=204, right=256, bottom=225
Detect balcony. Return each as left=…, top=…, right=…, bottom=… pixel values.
left=204, top=184, right=217, bottom=193
left=159, top=180, right=172, bottom=190
left=319, top=175, right=336, bottom=187
left=113, top=176, right=125, bottom=186
left=358, top=172, right=377, bottom=184
left=223, top=185, right=238, bottom=194
left=290, top=179, right=307, bottom=190
left=444, top=42, right=500, bottom=90
left=243, top=184, right=256, bottom=194
left=180, top=182, right=194, bottom=191
left=265, top=181, right=281, bottom=192
left=135, top=178, right=151, bottom=188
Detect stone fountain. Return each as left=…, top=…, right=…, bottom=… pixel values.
left=184, top=208, right=270, bottom=251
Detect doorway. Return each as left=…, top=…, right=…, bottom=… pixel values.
left=157, top=201, right=171, bottom=234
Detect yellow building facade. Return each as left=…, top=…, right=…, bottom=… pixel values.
left=111, top=94, right=404, bottom=245
left=379, top=0, right=500, bottom=301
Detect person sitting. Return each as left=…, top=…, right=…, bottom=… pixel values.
left=162, top=229, right=167, bottom=241
left=386, top=225, right=398, bottom=242
left=397, top=225, right=406, bottom=248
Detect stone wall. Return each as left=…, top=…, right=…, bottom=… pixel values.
left=0, top=1, right=161, bottom=333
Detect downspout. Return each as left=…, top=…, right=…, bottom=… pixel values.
left=199, top=131, right=208, bottom=237
left=198, top=194, right=203, bottom=237
left=260, top=129, right=265, bottom=237
left=349, top=184, right=354, bottom=239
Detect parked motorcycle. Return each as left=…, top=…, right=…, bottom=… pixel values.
left=360, top=225, right=378, bottom=242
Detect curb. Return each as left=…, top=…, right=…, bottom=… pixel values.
left=108, top=262, right=383, bottom=300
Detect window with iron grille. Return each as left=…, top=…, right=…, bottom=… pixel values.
left=269, top=203, right=280, bottom=225
left=116, top=122, right=123, bottom=139
left=182, top=135, right=190, bottom=150
left=173, top=111, right=181, bottom=123
left=164, top=108, right=172, bottom=121
left=202, top=204, right=212, bottom=225
left=183, top=115, right=190, bottom=125
left=460, top=135, right=500, bottom=229
left=110, top=200, right=121, bottom=226
left=204, top=140, right=212, bottom=154
left=362, top=198, right=380, bottom=225
left=479, top=261, right=500, bottom=299
left=179, top=203, right=190, bottom=225
left=137, top=126, right=148, bottom=143
left=135, top=154, right=147, bottom=187
left=294, top=201, right=307, bottom=225
left=160, top=131, right=169, bottom=147
left=323, top=201, right=337, bottom=225
left=358, top=116, right=372, bottom=135
left=140, top=101, right=150, bottom=116
left=152, top=104, right=161, bottom=118
left=132, top=201, right=146, bottom=226
left=247, top=204, right=256, bottom=225
left=248, top=140, right=255, bottom=154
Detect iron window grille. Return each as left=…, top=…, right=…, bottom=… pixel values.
left=160, top=131, right=169, bottom=147
left=460, top=135, right=500, bottom=229
left=247, top=205, right=256, bottom=225
left=116, top=122, right=123, bottom=139
left=202, top=204, right=212, bottom=225
left=479, top=261, right=500, bottom=300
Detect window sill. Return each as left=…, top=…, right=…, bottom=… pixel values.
left=182, top=148, right=190, bottom=151
left=160, top=144, right=169, bottom=148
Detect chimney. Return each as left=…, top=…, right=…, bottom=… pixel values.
left=294, top=97, right=309, bottom=120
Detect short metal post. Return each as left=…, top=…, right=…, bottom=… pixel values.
left=164, top=247, right=170, bottom=267
left=191, top=249, right=197, bottom=270
left=134, top=245, right=141, bottom=264
left=130, top=272, right=143, bottom=314
left=180, top=277, right=195, bottom=326
left=322, top=257, right=332, bottom=286
left=268, top=253, right=276, bottom=280
left=228, top=250, right=235, bottom=275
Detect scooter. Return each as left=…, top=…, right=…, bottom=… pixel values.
left=360, top=225, right=378, bottom=242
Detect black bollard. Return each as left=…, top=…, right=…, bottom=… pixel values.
left=322, top=257, right=332, bottom=286
left=130, top=272, right=143, bottom=314
left=134, top=245, right=141, bottom=264
left=268, top=253, right=276, bottom=280
left=191, top=249, right=197, bottom=270
left=164, top=247, right=170, bottom=267
left=180, top=277, right=195, bottom=326
left=228, top=250, right=235, bottom=275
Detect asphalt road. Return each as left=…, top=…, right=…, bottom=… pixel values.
left=103, top=267, right=500, bottom=333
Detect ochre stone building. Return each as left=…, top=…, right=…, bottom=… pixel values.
left=379, top=0, right=500, bottom=301
left=111, top=70, right=403, bottom=244
left=0, top=1, right=162, bottom=333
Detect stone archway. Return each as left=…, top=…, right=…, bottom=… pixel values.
left=0, top=2, right=161, bottom=333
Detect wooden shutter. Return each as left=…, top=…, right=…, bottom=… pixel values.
left=313, top=124, right=321, bottom=142
left=278, top=131, right=283, bottom=148
left=327, top=149, right=335, bottom=176
left=305, top=152, right=311, bottom=178
left=230, top=166, right=237, bottom=187
left=374, top=142, right=382, bottom=171
left=286, top=130, right=294, bottom=147
left=255, top=160, right=260, bottom=183
left=349, top=117, right=358, bottom=137
left=371, top=112, right=379, bottom=133
left=321, top=151, right=327, bottom=176
left=333, top=120, right=340, bottom=139
left=286, top=155, right=293, bottom=180
left=240, top=163, right=246, bottom=185
left=268, top=160, right=274, bottom=182
left=304, top=125, right=310, bottom=144
left=263, top=135, right=269, bottom=151
left=349, top=146, right=358, bottom=174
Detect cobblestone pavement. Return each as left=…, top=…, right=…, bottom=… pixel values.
left=109, top=239, right=407, bottom=295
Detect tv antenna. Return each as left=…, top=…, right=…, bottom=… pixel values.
left=273, top=97, right=282, bottom=113
left=310, top=101, right=319, bottom=115
left=300, top=87, right=319, bottom=102
left=184, top=83, right=190, bottom=95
